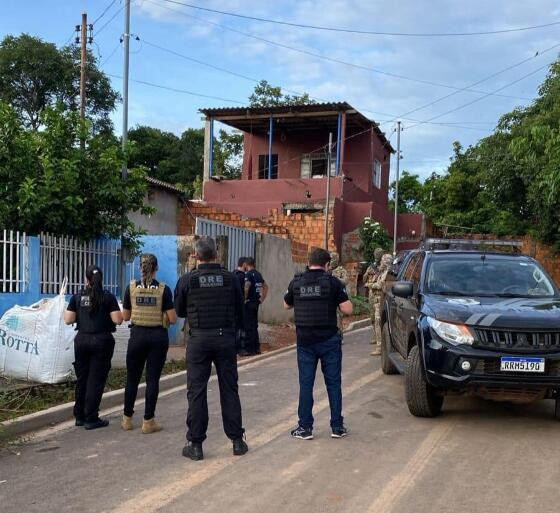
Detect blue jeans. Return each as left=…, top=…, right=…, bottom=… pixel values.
left=297, top=334, right=343, bottom=430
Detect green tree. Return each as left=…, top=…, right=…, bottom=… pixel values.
left=214, top=129, right=243, bottom=179
left=389, top=171, right=424, bottom=213
left=0, top=34, right=118, bottom=132
left=249, top=79, right=315, bottom=107
left=359, top=217, right=391, bottom=261
left=0, top=101, right=151, bottom=252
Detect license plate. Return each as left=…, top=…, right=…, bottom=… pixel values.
left=500, top=357, right=545, bottom=373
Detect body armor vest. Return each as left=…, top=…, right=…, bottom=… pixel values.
left=77, top=291, right=115, bottom=334
left=130, top=281, right=166, bottom=327
left=186, top=268, right=235, bottom=329
left=293, top=272, right=336, bottom=328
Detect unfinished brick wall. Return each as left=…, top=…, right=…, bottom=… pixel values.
left=179, top=202, right=336, bottom=255
left=522, top=236, right=560, bottom=286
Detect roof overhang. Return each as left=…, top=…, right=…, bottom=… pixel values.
left=199, top=102, right=394, bottom=153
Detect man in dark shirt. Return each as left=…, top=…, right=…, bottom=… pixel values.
left=284, top=248, right=353, bottom=440
left=242, top=257, right=268, bottom=356
left=174, top=237, right=248, bottom=461
left=233, top=257, right=247, bottom=355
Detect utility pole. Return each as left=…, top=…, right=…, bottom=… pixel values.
left=392, top=121, right=402, bottom=256
left=324, top=132, right=333, bottom=249
left=121, top=0, right=131, bottom=180
left=79, top=12, right=87, bottom=121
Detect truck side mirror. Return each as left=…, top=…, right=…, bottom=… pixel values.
left=392, top=281, right=414, bottom=298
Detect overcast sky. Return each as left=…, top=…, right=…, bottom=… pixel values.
left=2, top=0, right=559, bottom=181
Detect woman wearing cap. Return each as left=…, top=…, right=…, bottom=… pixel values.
left=64, top=265, right=123, bottom=430
left=121, top=254, right=177, bottom=433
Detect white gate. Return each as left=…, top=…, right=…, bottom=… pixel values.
left=0, top=230, right=28, bottom=293
left=195, top=218, right=256, bottom=271
left=40, top=233, right=121, bottom=295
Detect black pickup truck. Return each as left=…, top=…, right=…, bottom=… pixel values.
left=381, top=243, right=560, bottom=418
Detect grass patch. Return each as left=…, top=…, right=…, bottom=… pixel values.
left=0, top=358, right=186, bottom=424
left=351, top=295, right=371, bottom=317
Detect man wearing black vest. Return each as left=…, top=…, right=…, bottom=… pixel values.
left=174, top=237, right=248, bottom=461
left=284, top=248, right=353, bottom=440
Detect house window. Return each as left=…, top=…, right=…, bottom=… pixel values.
left=373, top=159, right=382, bottom=188
left=258, top=154, right=278, bottom=179
left=301, top=154, right=336, bottom=178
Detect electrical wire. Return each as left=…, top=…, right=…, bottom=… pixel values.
left=95, top=1, right=127, bottom=36
left=158, top=0, right=560, bottom=37
left=92, top=0, right=118, bottom=26
left=405, top=60, right=553, bottom=130
left=102, top=40, right=122, bottom=66
left=143, top=0, right=532, bottom=102
left=138, top=37, right=502, bottom=132
left=106, top=73, right=246, bottom=104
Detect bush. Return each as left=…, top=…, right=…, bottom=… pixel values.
left=351, top=295, right=371, bottom=316
left=359, top=217, right=392, bottom=262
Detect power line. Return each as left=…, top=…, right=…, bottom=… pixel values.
left=158, top=0, right=560, bottom=37
left=102, top=40, right=122, bottom=66
left=92, top=0, right=118, bottom=26
left=95, top=1, right=127, bottom=36
left=106, top=73, right=246, bottom=104
left=143, top=0, right=532, bottom=102
left=405, top=60, right=553, bottom=130
left=138, top=37, right=497, bottom=132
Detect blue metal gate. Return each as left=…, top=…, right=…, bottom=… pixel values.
left=195, top=218, right=256, bottom=271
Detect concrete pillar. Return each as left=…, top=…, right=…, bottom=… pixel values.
left=203, top=118, right=211, bottom=182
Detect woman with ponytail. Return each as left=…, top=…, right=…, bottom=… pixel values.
left=64, top=265, right=123, bottom=430
left=121, top=254, right=177, bottom=434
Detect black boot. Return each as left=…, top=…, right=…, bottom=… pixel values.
left=75, top=418, right=85, bottom=427
left=84, top=418, right=109, bottom=430
left=182, top=442, right=204, bottom=461
left=232, top=437, right=249, bottom=456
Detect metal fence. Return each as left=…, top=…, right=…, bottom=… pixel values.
left=40, top=233, right=121, bottom=295
left=0, top=230, right=28, bottom=293
left=195, top=218, right=256, bottom=271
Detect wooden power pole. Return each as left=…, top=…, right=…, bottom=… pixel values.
left=79, top=12, right=88, bottom=121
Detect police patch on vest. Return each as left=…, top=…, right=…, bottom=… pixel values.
left=80, top=296, right=91, bottom=307
left=136, top=296, right=158, bottom=306
left=299, top=285, right=322, bottom=297
left=199, top=275, right=224, bottom=288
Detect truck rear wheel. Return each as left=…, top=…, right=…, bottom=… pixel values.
left=381, top=322, right=398, bottom=375
left=405, top=345, right=443, bottom=417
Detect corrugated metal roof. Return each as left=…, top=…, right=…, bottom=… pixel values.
left=198, top=102, right=394, bottom=153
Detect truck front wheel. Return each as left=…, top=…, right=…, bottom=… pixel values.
left=405, top=345, right=443, bottom=417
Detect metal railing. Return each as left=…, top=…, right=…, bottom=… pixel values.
left=0, top=230, right=28, bottom=293
left=40, top=233, right=121, bottom=295
left=195, top=218, right=255, bottom=271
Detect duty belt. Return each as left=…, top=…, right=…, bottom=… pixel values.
left=189, top=328, right=236, bottom=337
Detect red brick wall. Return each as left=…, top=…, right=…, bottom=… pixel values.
left=179, top=202, right=336, bottom=256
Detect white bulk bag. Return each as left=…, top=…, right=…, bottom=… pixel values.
left=0, top=278, right=76, bottom=383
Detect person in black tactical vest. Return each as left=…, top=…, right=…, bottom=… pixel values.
left=233, top=257, right=247, bottom=354
left=174, top=237, right=248, bottom=461
left=64, top=265, right=123, bottom=430
left=284, top=248, right=353, bottom=440
left=121, top=254, right=177, bottom=434
left=241, top=257, right=268, bottom=356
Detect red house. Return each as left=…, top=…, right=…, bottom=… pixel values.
left=191, top=102, right=421, bottom=256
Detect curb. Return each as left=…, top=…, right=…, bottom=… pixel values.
left=344, top=318, right=371, bottom=332
left=0, top=344, right=297, bottom=439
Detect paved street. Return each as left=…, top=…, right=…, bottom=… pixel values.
left=2, top=327, right=560, bottom=513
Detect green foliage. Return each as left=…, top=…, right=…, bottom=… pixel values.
left=214, top=129, right=243, bottom=179
left=389, top=170, right=423, bottom=213
left=249, top=79, right=316, bottom=107
left=351, top=295, right=371, bottom=316
left=420, top=60, right=560, bottom=248
left=0, top=101, right=151, bottom=252
left=0, top=34, right=118, bottom=132
left=359, top=217, right=392, bottom=262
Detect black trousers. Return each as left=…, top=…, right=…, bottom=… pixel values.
left=186, top=334, right=244, bottom=443
left=73, top=332, right=115, bottom=423
left=124, top=327, right=169, bottom=420
left=242, top=302, right=260, bottom=354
